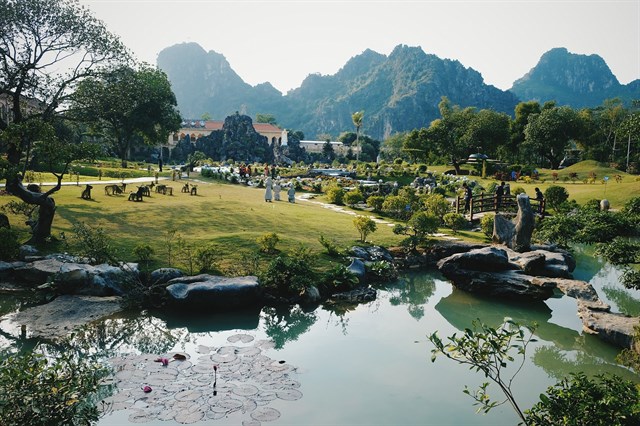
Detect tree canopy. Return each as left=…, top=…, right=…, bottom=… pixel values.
left=0, top=0, right=128, bottom=242
left=71, top=65, right=181, bottom=167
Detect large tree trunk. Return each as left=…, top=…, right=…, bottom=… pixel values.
left=6, top=175, right=60, bottom=244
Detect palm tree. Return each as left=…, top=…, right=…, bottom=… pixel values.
left=352, top=111, right=364, bottom=161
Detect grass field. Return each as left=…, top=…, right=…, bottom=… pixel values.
left=0, top=178, right=407, bottom=271
left=429, top=160, right=640, bottom=209
left=1, top=160, right=638, bottom=272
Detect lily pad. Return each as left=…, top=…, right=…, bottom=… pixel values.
left=251, top=407, right=281, bottom=422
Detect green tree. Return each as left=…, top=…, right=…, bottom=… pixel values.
left=402, top=128, right=430, bottom=162
left=462, top=109, right=511, bottom=160
left=509, top=101, right=542, bottom=162
left=353, top=215, right=377, bottom=242
left=343, top=189, right=364, bottom=207
left=430, top=97, right=476, bottom=174
left=0, top=0, right=127, bottom=243
left=186, top=151, right=207, bottom=171
left=523, top=106, right=584, bottom=169
left=380, top=132, right=409, bottom=161
left=256, top=113, right=277, bottom=125
left=322, top=140, right=335, bottom=161
left=352, top=110, right=364, bottom=161
left=71, top=64, right=181, bottom=168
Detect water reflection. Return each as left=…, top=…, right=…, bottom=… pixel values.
left=533, top=345, right=639, bottom=383
left=262, top=306, right=317, bottom=349
left=384, top=271, right=436, bottom=320
left=153, top=307, right=261, bottom=333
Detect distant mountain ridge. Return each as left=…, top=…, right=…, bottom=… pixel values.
left=510, top=47, right=638, bottom=108
left=157, top=43, right=638, bottom=140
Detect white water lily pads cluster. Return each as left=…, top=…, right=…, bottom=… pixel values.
left=102, top=334, right=302, bottom=425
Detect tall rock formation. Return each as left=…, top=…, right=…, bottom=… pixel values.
left=510, top=47, right=638, bottom=107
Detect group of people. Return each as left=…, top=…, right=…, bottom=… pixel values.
left=462, top=181, right=545, bottom=214
left=264, top=176, right=296, bottom=203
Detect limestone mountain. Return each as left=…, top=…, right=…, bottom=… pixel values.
left=510, top=47, right=638, bottom=108
left=156, top=43, right=286, bottom=120
left=283, top=45, right=519, bottom=140
left=157, top=43, right=519, bottom=140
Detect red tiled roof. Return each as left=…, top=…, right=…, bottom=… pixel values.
left=181, top=120, right=281, bottom=133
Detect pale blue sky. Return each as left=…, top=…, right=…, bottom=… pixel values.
left=79, top=0, right=640, bottom=95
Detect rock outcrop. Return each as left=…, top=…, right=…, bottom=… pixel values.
left=492, top=194, right=535, bottom=252
left=165, top=275, right=260, bottom=310
left=5, top=254, right=139, bottom=296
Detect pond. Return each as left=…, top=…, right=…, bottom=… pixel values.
left=2, top=246, right=640, bottom=425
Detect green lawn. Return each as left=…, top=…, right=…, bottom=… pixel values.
left=1, top=160, right=638, bottom=272
left=1, top=178, right=406, bottom=271
left=430, top=160, right=640, bottom=209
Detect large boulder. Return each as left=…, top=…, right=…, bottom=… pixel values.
left=150, top=268, right=185, bottom=285
left=349, top=245, right=394, bottom=262
left=347, top=258, right=366, bottom=282
left=14, top=258, right=67, bottom=285
left=436, top=246, right=512, bottom=272
left=507, top=248, right=574, bottom=278
left=165, top=275, right=260, bottom=310
left=53, top=263, right=139, bottom=296
left=437, top=268, right=556, bottom=300
left=577, top=301, right=640, bottom=349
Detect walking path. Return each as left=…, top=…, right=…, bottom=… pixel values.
left=297, top=193, right=460, bottom=241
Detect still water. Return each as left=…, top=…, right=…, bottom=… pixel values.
left=5, top=247, right=640, bottom=426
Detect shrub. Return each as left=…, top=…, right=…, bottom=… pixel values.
left=525, top=372, right=640, bottom=426
left=0, top=227, right=20, bottom=261
left=194, top=244, right=219, bottom=273
left=320, top=264, right=359, bottom=294
left=420, top=193, right=450, bottom=221
left=544, top=185, right=569, bottom=212
left=382, top=195, right=409, bottom=220
left=480, top=214, right=494, bottom=238
left=367, top=260, right=398, bottom=282
left=512, top=186, right=526, bottom=196
left=325, top=185, right=345, bottom=205
left=343, top=189, right=364, bottom=207
left=0, top=351, right=112, bottom=426
left=70, top=222, right=117, bottom=265
left=257, top=232, right=280, bottom=254
left=133, top=243, right=154, bottom=263
left=443, top=212, right=467, bottom=234
left=353, top=215, right=377, bottom=243
left=366, top=195, right=385, bottom=212
left=624, top=196, right=640, bottom=215
left=319, top=234, right=343, bottom=257
left=259, top=253, right=316, bottom=297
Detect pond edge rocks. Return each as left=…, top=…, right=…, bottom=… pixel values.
left=433, top=242, right=639, bottom=349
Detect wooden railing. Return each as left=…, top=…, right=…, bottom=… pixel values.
left=455, top=193, right=545, bottom=221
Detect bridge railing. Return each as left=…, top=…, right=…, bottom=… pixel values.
left=456, top=193, right=545, bottom=221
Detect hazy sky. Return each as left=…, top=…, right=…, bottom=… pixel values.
left=79, top=0, right=640, bottom=95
